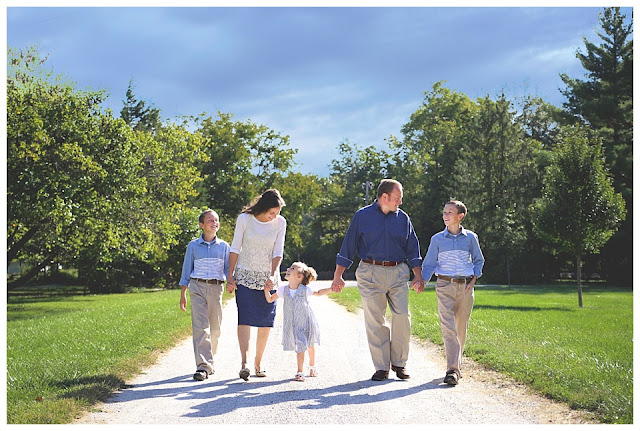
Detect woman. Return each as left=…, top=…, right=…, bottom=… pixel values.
left=227, top=189, right=287, bottom=381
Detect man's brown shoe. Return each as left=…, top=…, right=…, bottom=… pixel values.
left=371, top=370, right=389, bottom=381
left=391, top=365, right=410, bottom=380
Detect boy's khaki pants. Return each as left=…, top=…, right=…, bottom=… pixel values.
left=189, top=279, right=223, bottom=374
left=435, top=277, right=475, bottom=378
left=356, top=262, right=411, bottom=372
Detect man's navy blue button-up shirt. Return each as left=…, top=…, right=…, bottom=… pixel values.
left=336, top=201, right=422, bottom=269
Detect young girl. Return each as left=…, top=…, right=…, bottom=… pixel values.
left=264, top=261, right=332, bottom=381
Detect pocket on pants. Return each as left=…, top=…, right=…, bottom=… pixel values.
left=356, top=262, right=374, bottom=285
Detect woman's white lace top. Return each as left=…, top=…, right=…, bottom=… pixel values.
left=230, top=213, right=287, bottom=290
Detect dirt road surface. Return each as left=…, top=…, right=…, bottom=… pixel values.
left=78, top=281, right=593, bottom=425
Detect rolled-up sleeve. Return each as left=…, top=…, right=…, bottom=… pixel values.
left=336, top=213, right=359, bottom=268
left=421, top=234, right=439, bottom=282
left=405, top=218, right=422, bottom=268
left=179, top=242, right=194, bottom=287
left=223, top=242, right=230, bottom=279
left=470, top=232, right=485, bottom=277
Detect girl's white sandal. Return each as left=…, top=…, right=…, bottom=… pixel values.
left=308, top=366, right=317, bottom=377
left=295, top=372, right=305, bottom=382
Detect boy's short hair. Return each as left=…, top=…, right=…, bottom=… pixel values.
left=199, top=209, right=218, bottom=224
left=377, top=179, right=402, bottom=198
left=446, top=200, right=467, bottom=215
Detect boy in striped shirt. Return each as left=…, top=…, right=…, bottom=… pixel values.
left=421, top=200, right=484, bottom=386
left=180, top=209, right=230, bottom=381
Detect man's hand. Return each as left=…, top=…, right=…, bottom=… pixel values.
left=331, top=277, right=345, bottom=293
left=411, top=276, right=425, bottom=293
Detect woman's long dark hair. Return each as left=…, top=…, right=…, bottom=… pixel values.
left=241, top=189, right=286, bottom=215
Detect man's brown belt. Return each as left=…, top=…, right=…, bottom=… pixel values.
left=361, top=259, right=403, bottom=267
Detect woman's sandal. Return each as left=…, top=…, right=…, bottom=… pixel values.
left=295, top=372, right=305, bottom=382
left=239, top=368, right=250, bottom=381
left=308, top=366, right=317, bottom=377
left=255, top=369, right=267, bottom=378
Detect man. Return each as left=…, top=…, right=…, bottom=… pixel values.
left=331, top=179, right=425, bottom=381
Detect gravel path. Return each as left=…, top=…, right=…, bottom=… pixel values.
left=78, top=281, right=592, bottom=424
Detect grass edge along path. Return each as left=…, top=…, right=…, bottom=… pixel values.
left=329, top=283, right=632, bottom=424
left=6, top=286, right=234, bottom=424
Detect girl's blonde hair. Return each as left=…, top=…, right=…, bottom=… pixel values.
left=292, top=261, right=317, bottom=285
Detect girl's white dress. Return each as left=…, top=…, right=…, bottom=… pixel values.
left=278, top=284, right=321, bottom=353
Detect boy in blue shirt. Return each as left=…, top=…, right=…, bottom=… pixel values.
left=179, top=209, right=230, bottom=381
left=422, top=200, right=484, bottom=386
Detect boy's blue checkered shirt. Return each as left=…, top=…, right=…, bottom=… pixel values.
left=180, top=235, right=230, bottom=287
left=421, top=226, right=485, bottom=281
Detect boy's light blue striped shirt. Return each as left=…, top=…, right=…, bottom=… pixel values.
left=421, top=226, right=485, bottom=282
left=180, top=235, right=230, bottom=287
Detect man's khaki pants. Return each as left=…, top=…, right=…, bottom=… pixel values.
left=356, top=262, right=411, bottom=372
left=435, top=277, right=475, bottom=378
left=189, top=279, right=223, bottom=374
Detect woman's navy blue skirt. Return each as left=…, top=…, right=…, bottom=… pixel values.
left=235, top=284, right=277, bottom=327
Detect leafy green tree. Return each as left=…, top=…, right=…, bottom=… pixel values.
left=7, top=46, right=140, bottom=287
left=559, top=7, right=633, bottom=285
left=534, top=125, right=625, bottom=307
left=388, top=83, right=476, bottom=252
left=460, top=94, right=543, bottom=285
left=193, top=112, right=297, bottom=218
left=306, top=140, right=390, bottom=273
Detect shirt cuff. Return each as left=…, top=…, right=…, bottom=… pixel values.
left=408, top=257, right=423, bottom=268
left=179, top=278, right=190, bottom=287
left=336, top=254, right=353, bottom=269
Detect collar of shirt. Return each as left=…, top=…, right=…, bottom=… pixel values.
left=198, top=235, right=219, bottom=245
left=372, top=199, right=399, bottom=215
left=443, top=226, right=469, bottom=238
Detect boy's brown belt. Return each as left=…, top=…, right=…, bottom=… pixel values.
left=438, top=275, right=472, bottom=283
left=361, top=259, right=403, bottom=267
left=192, top=278, right=224, bottom=284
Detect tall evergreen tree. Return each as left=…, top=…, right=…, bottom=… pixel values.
left=559, top=7, right=633, bottom=285
left=120, top=79, right=161, bottom=133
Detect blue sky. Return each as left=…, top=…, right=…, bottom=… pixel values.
left=5, top=4, right=634, bottom=176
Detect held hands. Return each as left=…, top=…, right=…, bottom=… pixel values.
left=331, top=277, right=345, bottom=293
left=411, top=276, right=425, bottom=294
left=226, top=276, right=237, bottom=293
left=264, top=278, right=275, bottom=292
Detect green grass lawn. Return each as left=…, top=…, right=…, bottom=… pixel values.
left=330, top=283, right=633, bottom=423
left=6, top=285, right=234, bottom=424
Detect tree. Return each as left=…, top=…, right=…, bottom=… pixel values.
left=559, top=7, right=633, bottom=285
left=390, top=82, right=475, bottom=245
left=533, top=125, right=625, bottom=307
left=7, top=46, right=139, bottom=286
left=120, top=79, right=161, bottom=133
left=193, top=112, right=297, bottom=218
left=460, top=94, right=543, bottom=285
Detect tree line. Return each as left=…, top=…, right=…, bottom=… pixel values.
left=7, top=7, right=632, bottom=294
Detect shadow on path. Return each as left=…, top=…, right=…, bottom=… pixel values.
left=183, top=377, right=446, bottom=418
left=107, top=373, right=450, bottom=419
